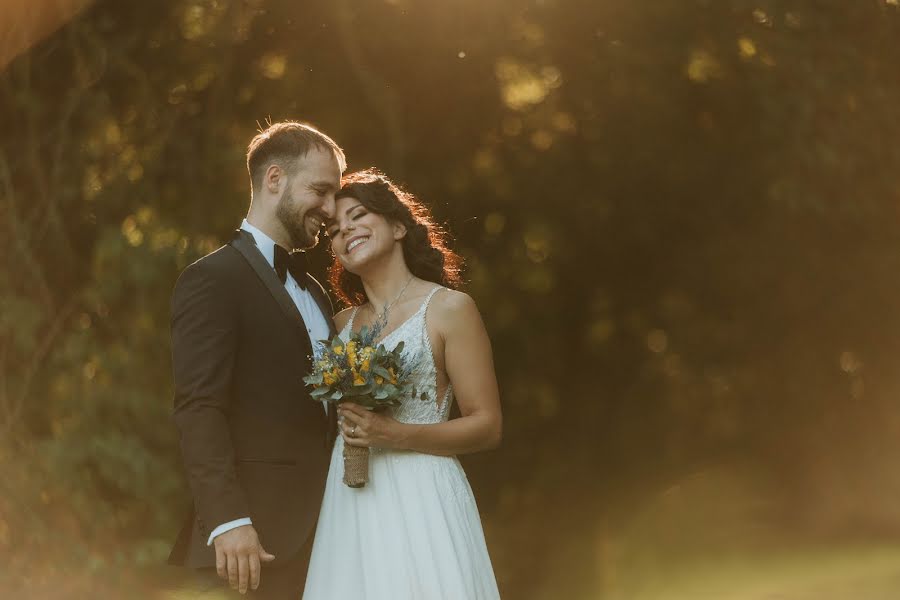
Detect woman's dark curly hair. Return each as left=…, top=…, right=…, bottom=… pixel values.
left=328, top=168, right=463, bottom=307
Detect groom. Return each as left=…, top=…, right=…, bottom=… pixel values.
left=168, top=121, right=345, bottom=598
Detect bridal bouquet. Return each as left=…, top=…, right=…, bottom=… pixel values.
left=304, top=326, right=418, bottom=487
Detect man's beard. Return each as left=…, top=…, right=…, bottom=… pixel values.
left=276, top=188, right=317, bottom=249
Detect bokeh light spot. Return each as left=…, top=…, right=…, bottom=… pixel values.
left=648, top=329, right=668, bottom=353
left=495, top=58, right=561, bottom=110
left=686, top=49, right=721, bottom=83
left=752, top=9, right=771, bottom=25
left=552, top=112, right=576, bottom=133
left=530, top=130, right=553, bottom=150
left=839, top=351, right=862, bottom=374
left=259, top=53, right=287, bottom=79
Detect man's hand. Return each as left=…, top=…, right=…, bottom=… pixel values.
left=213, top=524, right=275, bottom=594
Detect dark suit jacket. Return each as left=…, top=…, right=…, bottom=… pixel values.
left=168, top=230, right=336, bottom=568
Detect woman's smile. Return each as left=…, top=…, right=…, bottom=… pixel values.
left=346, top=235, right=370, bottom=254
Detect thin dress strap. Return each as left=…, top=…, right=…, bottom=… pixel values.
left=344, top=305, right=361, bottom=335
left=420, top=286, right=453, bottom=413
left=420, top=286, right=444, bottom=313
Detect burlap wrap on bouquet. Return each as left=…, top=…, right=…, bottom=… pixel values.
left=342, top=443, right=369, bottom=488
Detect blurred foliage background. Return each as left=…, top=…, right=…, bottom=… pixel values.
left=3, top=0, right=900, bottom=598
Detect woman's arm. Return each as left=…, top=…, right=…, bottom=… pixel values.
left=340, top=290, right=502, bottom=456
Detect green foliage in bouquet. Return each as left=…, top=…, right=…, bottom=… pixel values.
left=303, top=325, right=423, bottom=409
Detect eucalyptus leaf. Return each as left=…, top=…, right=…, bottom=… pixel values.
left=310, top=387, right=330, bottom=398
left=304, top=372, right=324, bottom=386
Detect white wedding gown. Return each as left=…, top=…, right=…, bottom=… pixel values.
left=302, top=286, right=501, bottom=599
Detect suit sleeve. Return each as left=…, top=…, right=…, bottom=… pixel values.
left=171, top=260, right=250, bottom=532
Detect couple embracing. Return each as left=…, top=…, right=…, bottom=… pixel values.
left=167, top=121, right=503, bottom=599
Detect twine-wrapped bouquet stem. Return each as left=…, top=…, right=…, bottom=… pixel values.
left=305, top=328, right=422, bottom=488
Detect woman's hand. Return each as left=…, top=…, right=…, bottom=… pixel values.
left=338, top=402, right=406, bottom=449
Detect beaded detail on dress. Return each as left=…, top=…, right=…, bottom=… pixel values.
left=342, top=286, right=452, bottom=426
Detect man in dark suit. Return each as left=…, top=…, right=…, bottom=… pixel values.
left=168, top=122, right=345, bottom=598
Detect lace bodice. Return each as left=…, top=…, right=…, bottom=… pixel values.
left=340, top=286, right=453, bottom=426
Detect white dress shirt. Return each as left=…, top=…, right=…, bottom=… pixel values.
left=207, top=219, right=332, bottom=546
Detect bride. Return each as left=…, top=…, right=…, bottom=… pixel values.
left=302, top=169, right=503, bottom=599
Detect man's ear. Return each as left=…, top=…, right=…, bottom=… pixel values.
left=264, top=164, right=283, bottom=194
left=393, top=221, right=407, bottom=240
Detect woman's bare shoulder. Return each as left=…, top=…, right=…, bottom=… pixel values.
left=429, top=288, right=482, bottom=328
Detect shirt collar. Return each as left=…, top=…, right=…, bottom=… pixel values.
left=241, top=218, right=283, bottom=268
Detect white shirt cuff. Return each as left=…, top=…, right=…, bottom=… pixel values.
left=207, top=517, right=253, bottom=546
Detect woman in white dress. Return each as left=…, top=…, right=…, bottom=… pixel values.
left=302, top=169, right=503, bottom=599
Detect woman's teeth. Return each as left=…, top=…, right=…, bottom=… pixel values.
left=347, top=237, right=369, bottom=253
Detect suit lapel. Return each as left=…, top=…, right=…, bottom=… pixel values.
left=231, top=230, right=311, bottom=351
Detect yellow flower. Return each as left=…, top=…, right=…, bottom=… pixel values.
left=323, top=372, right=336, bottom=386
left=360, top=359, right=371, bottom=373
left=353, top=374, right=366, bottom=386
left=388, top=367, right=398, bottom=384
left=333, top=345, right=345, bottom=356
left=375, top=376, right=384, bottom=385
left=347, top=340, right=359, bottom=367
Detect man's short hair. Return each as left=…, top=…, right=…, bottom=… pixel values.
left=246, top=121, right=346, bottom=193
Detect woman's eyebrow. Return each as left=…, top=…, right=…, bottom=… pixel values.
left=324, top=203, right=363, bottom=230
left=341, top=202, right=363, bottom=216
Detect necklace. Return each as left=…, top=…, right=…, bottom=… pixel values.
left=368, top=274, right=415, bottom=335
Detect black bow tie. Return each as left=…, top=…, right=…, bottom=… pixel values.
left=273, top=245, right=308, bottom=289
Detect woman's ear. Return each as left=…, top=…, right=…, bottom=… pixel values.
left=393, top=221, right=407, bottom=240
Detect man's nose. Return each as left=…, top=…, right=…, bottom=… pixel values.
left=321, top=194, right=337, bottom=219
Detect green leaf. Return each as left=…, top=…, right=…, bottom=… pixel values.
left=310, top=387, right=330, bottom=398
left=345, top=383, right=373, bottom=396
left=303, top=372, right=324, bottom=386
left=352, top=394, right=376, bottom=409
